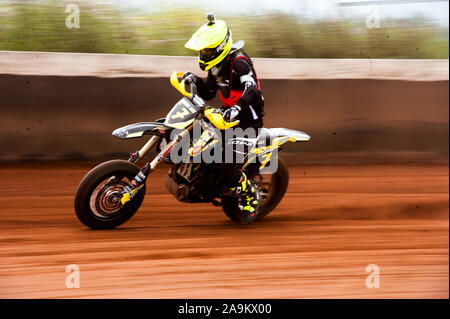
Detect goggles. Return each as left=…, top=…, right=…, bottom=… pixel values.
left=199, top=48, right=218, bottom=62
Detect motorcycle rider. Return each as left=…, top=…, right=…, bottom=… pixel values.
left=183, top=13, right=265, bottom=223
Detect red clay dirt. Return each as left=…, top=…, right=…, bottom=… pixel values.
left=0, top=162, right=448, bottom=298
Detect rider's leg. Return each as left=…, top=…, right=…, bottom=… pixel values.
left=218, top=123, right=262, bottom=223
left=230, top=171, right=259, bottom=224
left=215, top=163, right=259, bottom=224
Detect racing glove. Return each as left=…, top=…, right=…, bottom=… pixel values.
left=182, top=72, right=199, bottom=95
left=182, top=72, right=198, bottom=85
left=223, top=105, right=241, bottom=122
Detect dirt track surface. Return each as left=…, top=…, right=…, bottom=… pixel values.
left=0, top=162, right=448, bottom=298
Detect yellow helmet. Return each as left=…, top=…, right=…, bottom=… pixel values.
left=185, top=13, right=233, bottom=71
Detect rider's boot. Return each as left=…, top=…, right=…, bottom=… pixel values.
left=230, top=172, right=260, bottom=224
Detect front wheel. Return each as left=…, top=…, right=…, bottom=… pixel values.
left=74, top=160, right=146, bottom=229
left=221, top=158, right=289, bottom=222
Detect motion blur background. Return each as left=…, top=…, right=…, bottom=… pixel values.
left=0, top=0, right=448, bottom=58
left=0, top=0, right=448, bottom=161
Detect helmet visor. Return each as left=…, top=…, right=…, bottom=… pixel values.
left=199, top=48, right=219, bottom=63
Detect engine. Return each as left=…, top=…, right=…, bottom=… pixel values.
left=165, top=162, right=218, bottom=203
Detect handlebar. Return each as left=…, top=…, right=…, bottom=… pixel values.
left=170, top=71, right=192, bottom=98
left=170, top=71, right=238, bottom=129
left=189, top=81, right=198, bottom=96
left=170, top=71, right=204, bottom=107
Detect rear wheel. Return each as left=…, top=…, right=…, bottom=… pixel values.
left=221, top=158, right=289, bottom=222
left=74, top=160, right=146, bottom=229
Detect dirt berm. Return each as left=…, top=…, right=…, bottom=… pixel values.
left=0, top=53, right=448, bottom=163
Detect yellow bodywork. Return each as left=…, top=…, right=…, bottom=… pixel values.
left=189, top=134, right=219, bottom=156
left=188, top=109, right=239, bottom=157
left=170, top=71, right=192, bottom=99
left=244, top=136, right=296, bottom=169
left=204, top=108, right=239, bottom=130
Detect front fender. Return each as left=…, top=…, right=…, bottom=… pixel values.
left=112, top=122, right=170, bottom=139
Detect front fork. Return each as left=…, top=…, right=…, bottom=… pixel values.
left=128, top=135, right=160, bottom=164
left=121, top=122, right=195, bottom=205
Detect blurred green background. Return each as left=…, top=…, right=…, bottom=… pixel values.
left=0, top=0, right=448, bottom=58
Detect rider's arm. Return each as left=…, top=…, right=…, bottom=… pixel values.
left=199, top=71, right=218, bottom=100
left=183, top=71, right=217, bottom=101
left=233, top=59, right=259, bottom=111
left=188, top=71, right=217, bottom=101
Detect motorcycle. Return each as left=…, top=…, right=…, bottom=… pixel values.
left=74, top=71, right=310, bottom=229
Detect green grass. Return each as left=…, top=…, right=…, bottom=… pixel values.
left=0, top=1, right=448, bottom=58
